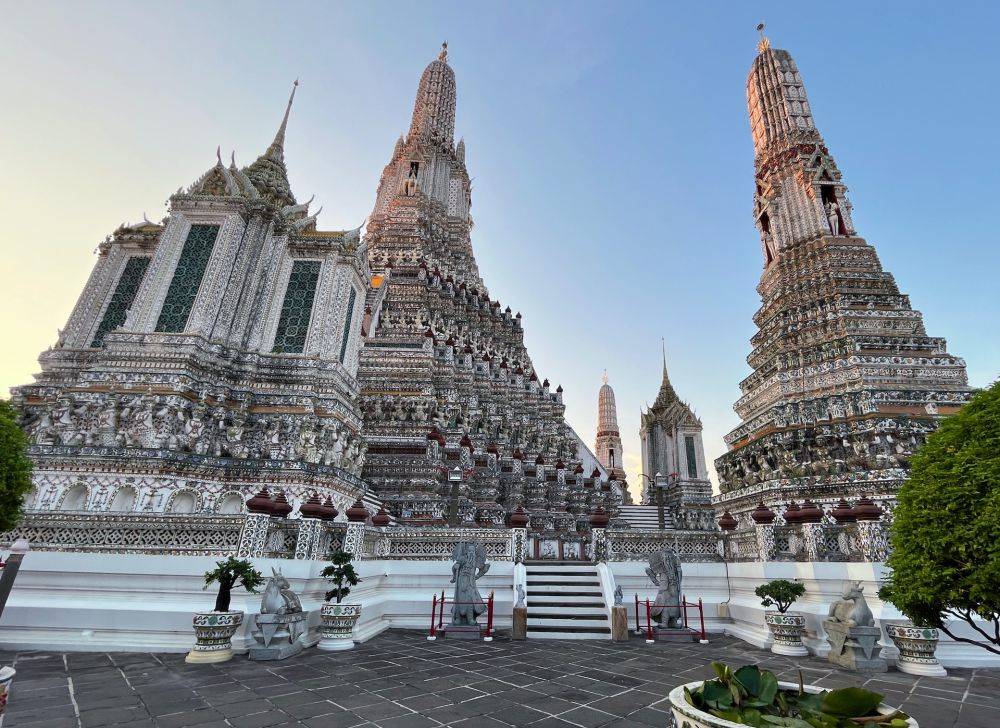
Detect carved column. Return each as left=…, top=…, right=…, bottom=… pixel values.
left=801, top=522, right=825, bottom=562
left=755, top=523, right=776, bottom=562
left=237, top=513, right=271, bottom=558
left=295, top=517, right=323, bottom=560
left=856, top=519, right=891, bottom=563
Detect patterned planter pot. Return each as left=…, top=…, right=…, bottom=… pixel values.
left=318, top=603, right=362, bottom=651
left=0, top=666, right=14, bottom=728
left=668, top=680, right=918, bottom=728
left=886, top=623, right=947, bottom=676
left=185, top=611, right=243, bottom=664
left=764, top=610, right=809, bottom=656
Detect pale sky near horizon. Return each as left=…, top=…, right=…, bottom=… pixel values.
left=2, top=1, right=999, bottom=501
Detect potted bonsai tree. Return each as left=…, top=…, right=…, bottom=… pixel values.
left=755, top=579, right=808, bottom=656
left=185, top=557, right=263, bottom=664
left=318, top=550, right=362, bottom=651
left=669, top=661, right=916, bottom=728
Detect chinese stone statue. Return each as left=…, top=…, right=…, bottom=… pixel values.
left=646, top=547, right=682, bottom=630
left=448, top=542, right=489, bottom=635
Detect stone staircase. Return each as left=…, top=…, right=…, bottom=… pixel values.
left=525, top=561, right=611, bottom=640
left=618, top=504, right=673, bottom=530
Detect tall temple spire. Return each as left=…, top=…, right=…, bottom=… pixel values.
left=243, top=81, right=299, bottom=209
left=407, top=43, right=457, bottom=147
left=715, top=36, right=971, bottom=517
left=595, top=372, right=624, bottom=478
left=266, top=79, right=299, bottom=163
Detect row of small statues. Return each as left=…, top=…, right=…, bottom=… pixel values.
left=20, top=393, right=366, bottom=475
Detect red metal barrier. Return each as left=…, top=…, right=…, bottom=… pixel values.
left=637, top=594, right=708, bottom=643
left=427, top=591, right=495, bottom=641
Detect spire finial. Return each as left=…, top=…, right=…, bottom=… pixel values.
left=216, top=145, right=222, bottom=164
left=439, top=41, right=448, bottom=62
left=602, top=369, right=609, bottom=385
left=266, top=78, right=299, bottom=161
left=661, top=337, right=668, bottom=373
left=756, top=22, right=771, bottom=52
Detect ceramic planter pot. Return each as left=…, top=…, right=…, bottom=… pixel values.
left=886, top=623, right=947, bottom=676
left=185, top=611, right=243, bottom=664
left=0, top=666, right=14, bottom=728
left=764, top=610, right=808, bottom=656
left=318, top=603, right=362, bottom=651
left=668, top=680, right=918, bottom=728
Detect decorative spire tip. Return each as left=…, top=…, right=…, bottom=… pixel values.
left=439, top=41, right=448, bottom=62
left=756, top=22, right=771, bottom=52
left=602, top=369, right=609, bottom=385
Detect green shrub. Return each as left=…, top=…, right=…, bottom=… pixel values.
left=880, top=380, right=1000, bottom=656
left=755, top=579, right=805, bottom=614
left=321, top=550, right=360, bottom=603
left=0, top=400, right=33, bottom=532
left=204, top=557, right=264, bottom=612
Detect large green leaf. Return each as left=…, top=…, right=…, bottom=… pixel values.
left=735, top=665, right=763, bottom=696
left=704, top=680, right=733, bottom=708
left=758, top=671, right=779, bottom=704
left=820, top=687, right=884, bottom=717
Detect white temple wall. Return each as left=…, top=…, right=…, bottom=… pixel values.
left=0, top=552, right=995, bottom=667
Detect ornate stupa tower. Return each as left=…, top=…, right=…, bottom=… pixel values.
left=595, top=372, right=625, bottom=479
left=714, top=31, right=972, bottom=522
left=358, top=45, right=624, bottom=528
left=639, top=347, right=713, bottom=529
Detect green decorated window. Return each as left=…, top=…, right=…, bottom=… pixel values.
left=685, top=435, right=698, bottom=479
left=154, top=224, right=219, bottom=332
left=272, top=260, right=321, bottom=353
left=339, top=286, right=358, bottom=362
left=91, top=256, right=150, bottom=346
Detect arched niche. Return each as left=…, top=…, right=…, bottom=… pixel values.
left=167, top=490, right=198, bottom=514
left=108, top=486, right=137, bottom=513
left=60, top=484, right=88, bottom=511
left=216, top=492, right=245, bottom=515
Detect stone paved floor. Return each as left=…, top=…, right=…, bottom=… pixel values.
left=3, top=631, right=998, bottom=728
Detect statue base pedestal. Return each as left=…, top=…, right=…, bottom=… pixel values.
left=654, top=627, right=698, bottom=643
left=823, top=622, right=887, bottom=672
left=512, top=607, right=527, bottom=640
left=440, top=624, right=483, bottom=640
left=611, top=606, right=629, bottom=642
left=249, top=612, right=307, bottom=661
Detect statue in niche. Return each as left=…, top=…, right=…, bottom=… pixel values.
left=226, top=409, right=249, bottom=459
left=402, top=162, right=420, bottom=197
left=185, top=401, right=208, bottom=454
left=29, top=407, right=58, bottom=446
left=53, top=396, right=88, bottom=446
left=296, top=416, right=319, bottom=463
left=825, top=200, right=841, bottom=235
left=450, top=542, right=489, bottom=627
left=646, top=547, right=683, bottom=630
left=96, top=395, right=119, bottom=445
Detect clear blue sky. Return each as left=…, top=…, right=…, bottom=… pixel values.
left=2, top=1, right=998, bottom=492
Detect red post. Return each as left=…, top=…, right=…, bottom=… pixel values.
left=634, top=593, right=640, bottom=632
left=486, top=591, right=494, bottom=638
left=438, top=589, right=445, bottom=630
left=645, top=598, right=653, bottom=641
left=430, top=593, right=438, bottom=638
left=698, top=597, right=706, bottom=642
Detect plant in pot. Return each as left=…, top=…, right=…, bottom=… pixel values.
left=669, top=661, right=916, bottom=727
left=185, top=557, right=264, bottom=664
left=755, top=579, right=808, bottom=656
left=318, top=550, right=362, bottom=651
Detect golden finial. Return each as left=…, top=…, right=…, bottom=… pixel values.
left=756, top=22, right=771, bottom=52
left=439, top=41, right=448, bottom=62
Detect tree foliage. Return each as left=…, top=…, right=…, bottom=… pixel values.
left=880, top=380, right=1000, bottom=655
left=204, top=557, right=264, bottom=612
left=0, top=400, right=33, bottom=532
left=755, top=579, right=806, bottom=613
left=321, top=550, right=360, bottom=603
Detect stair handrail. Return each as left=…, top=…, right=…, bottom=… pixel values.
left=595, top=561, right=617, bottom=639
